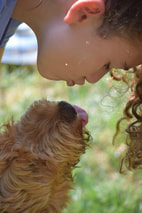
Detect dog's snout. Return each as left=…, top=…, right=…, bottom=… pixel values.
left=58, top=101, right=77, bottom=123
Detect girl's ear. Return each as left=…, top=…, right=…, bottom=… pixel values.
left=64, top=0, right=105, bottom=24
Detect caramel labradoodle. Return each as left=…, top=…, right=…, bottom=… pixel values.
left=0, top=99, right=89, bottom=213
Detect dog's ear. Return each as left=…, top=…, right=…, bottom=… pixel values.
left=58, top=101, right=77, bottom=123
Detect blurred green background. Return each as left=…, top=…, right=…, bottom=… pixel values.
left=0, top=64, right=142, bottom=213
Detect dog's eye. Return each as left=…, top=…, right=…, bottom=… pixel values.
left=58, top=101, right=77, bottom=123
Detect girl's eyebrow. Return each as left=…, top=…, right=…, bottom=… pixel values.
left=123, top=61, right=130, bottom=70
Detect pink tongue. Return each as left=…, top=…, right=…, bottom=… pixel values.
left=72, top=105, right=88, bottom=127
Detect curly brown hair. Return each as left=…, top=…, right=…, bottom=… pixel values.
left=111, top=65, right=142, bottom=172
left=96, top=0, right=142, bottom=172
left=98, top=0, right=142, bottom=41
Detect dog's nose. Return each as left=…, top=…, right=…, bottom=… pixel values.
left=58, top=101, right=77, bottom=123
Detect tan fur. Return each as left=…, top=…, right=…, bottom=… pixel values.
left=0, top=100, right=89, bottom=213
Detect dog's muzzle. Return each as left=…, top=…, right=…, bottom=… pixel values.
left=58, top=101, right=77, bottom=123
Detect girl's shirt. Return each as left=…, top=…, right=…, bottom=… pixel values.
left=0, top=0, right=21, bottom=48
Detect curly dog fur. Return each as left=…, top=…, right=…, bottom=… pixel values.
left=0, top=99, right=89, bottom=213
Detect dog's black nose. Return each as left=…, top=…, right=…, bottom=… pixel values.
left=58, top=101, right=77, bottom=123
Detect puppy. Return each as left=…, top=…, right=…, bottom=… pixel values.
left=0, top=99, right=89, bottom=213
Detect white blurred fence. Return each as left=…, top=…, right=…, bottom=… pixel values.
left=1, top=23, right=37, bottom=65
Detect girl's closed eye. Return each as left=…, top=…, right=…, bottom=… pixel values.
left=104, top=62, right=111, bottom=71
left=123, top=62, right=130, bottom=70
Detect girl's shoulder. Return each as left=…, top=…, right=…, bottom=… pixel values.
left=0, top=0, right=21, bottom=48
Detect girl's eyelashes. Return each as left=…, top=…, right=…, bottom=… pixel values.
left=123, top=62, right=130, bottom=70
left=103, top=62, right=130, bottom=72
left=104, top=62, right=111, bottom=71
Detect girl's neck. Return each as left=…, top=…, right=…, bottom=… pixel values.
left=12, top=0, right=65, bottom=36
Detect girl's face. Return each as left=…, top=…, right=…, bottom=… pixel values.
left=37, top=12, right=142, bottom=86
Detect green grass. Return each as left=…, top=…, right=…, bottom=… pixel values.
left=0, top=64, right=142, bottom=213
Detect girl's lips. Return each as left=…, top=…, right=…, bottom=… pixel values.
left=67, top=78, right=85, bottom=86
left=72, top=105, right=88, bottom=127
left=67, top=80, right=75, bottom=86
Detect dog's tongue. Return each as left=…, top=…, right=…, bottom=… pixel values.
left=73, top=105, right=88, bottom=127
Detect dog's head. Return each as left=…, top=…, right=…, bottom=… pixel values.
left=14, top=99, right=90, bottom=165
left=0, top=100, right=90, bottom=212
